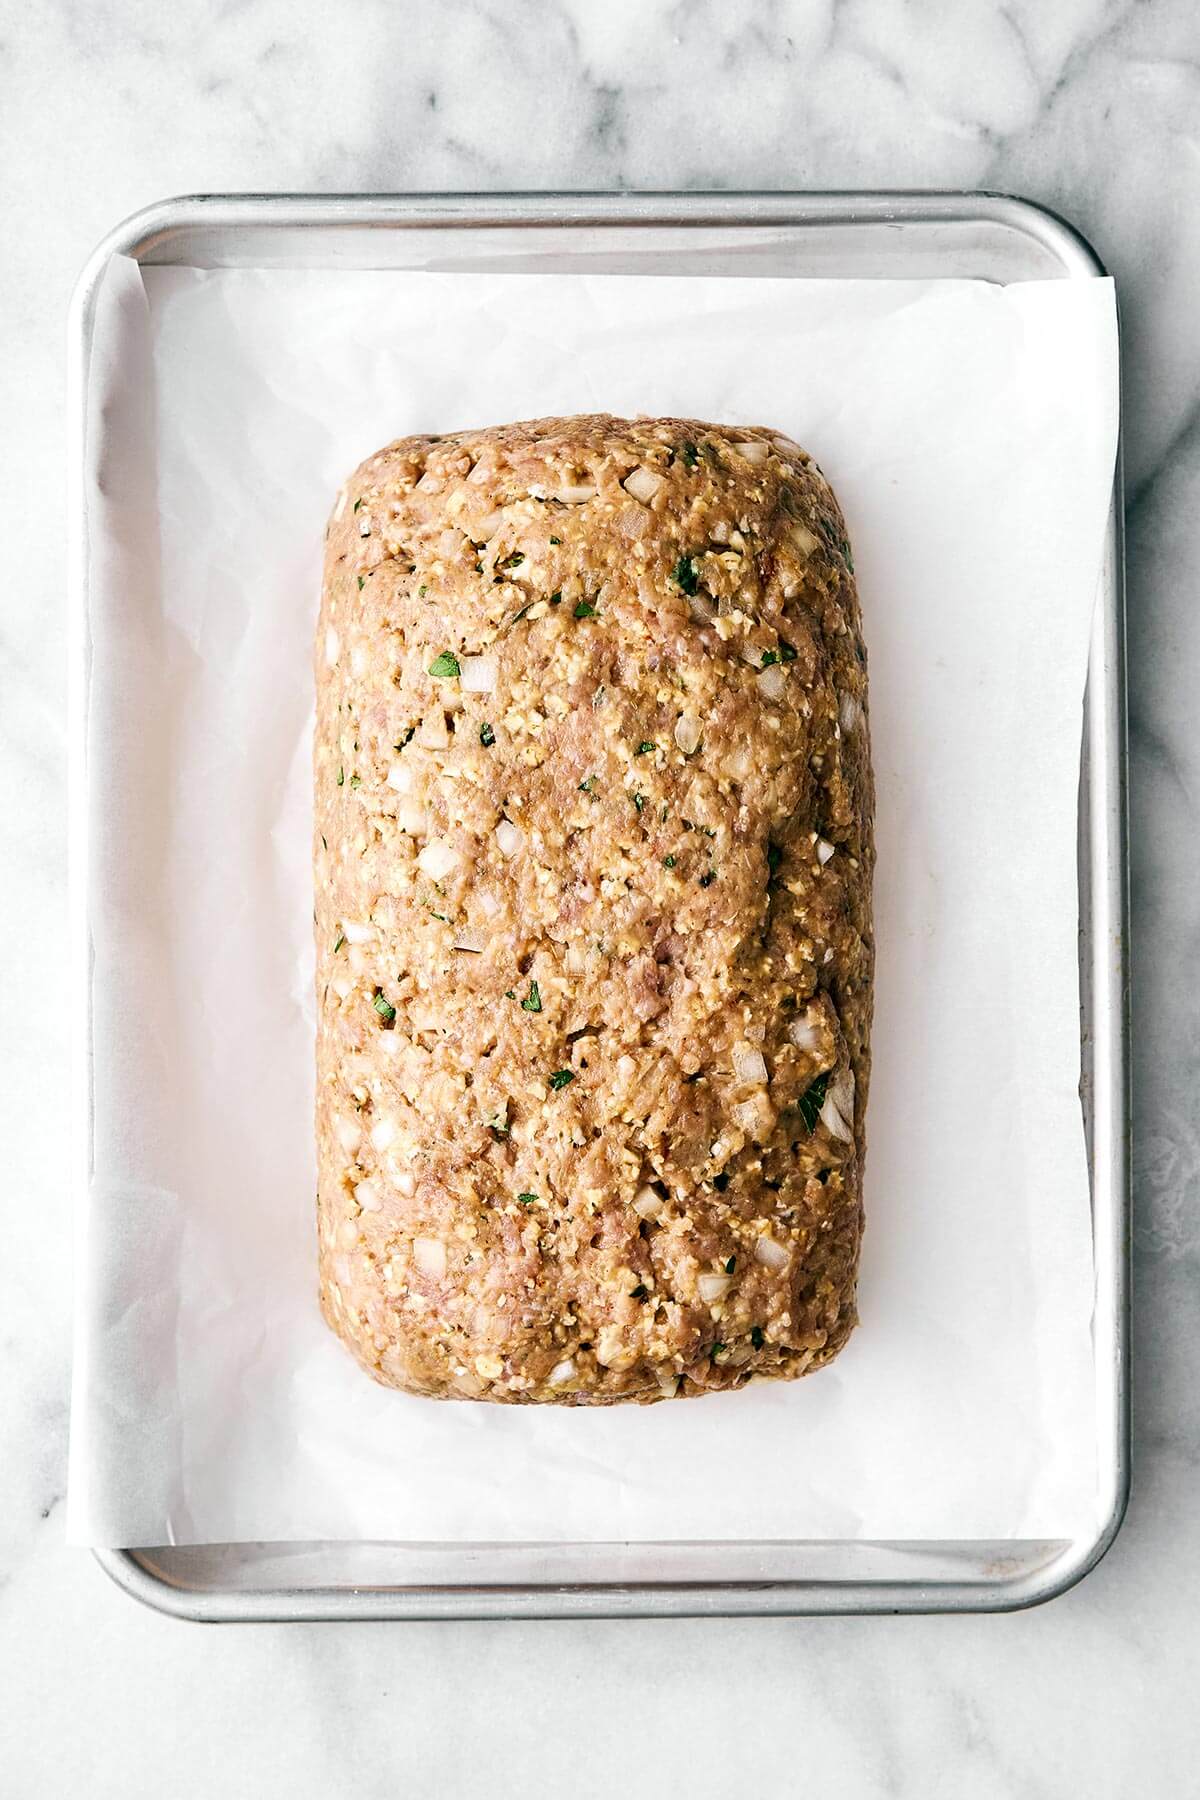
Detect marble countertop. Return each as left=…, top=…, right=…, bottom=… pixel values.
left=3, top=1, right=1197, bottom=1793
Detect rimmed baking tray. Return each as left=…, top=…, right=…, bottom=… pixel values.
left=69, top=191, right=1129, bottom=1620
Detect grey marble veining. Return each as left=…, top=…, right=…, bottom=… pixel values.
left=2, top=0, right=1198, bottom=1793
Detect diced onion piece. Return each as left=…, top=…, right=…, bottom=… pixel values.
left=393, top=1167, right=416, bottom=1198
left=475, top=509, right=505, bottom=540
left=350, top=643, right=369, bottom=679
left=632, top=1185, right=663, bottom=1220
left=324, top=626, right=340, bottom=667
left=460, top=655, right=497, bottom=693
left=725, top=743, right=753, bottom=780
left=478, top=889, right=501, bottom=918
left=358, top=515, right=371, bottom=537
left=332, top=976, right=354, bottom=1001
left=549, top=1357, right=577, bottom=1386
left=333, top=489, right=348, bottom=522
left=839, top=691, right=860, bottom=733
left=333, top=1253, right=354, bottom=1288
left=417, top=838, right=460, bottom=880
left=773, top=436, right=801, bottom=454
left=731, top=439, right=769, bottom=464
left=698, top=1272, right=732, bottom=1305
left=733, top=1044, right=768, bottom=1087
left=755, top=1234, right=790, bottom=1271
left=674, top=713, right=702, bottom=755
left=417, top=710, right=450, bottom=749
left=495, top=819, right=523, bottom=857
left=553, top=484, right=596, bottom=504
left=369, top=1116, right=396, bottom=1153
left=341, top=919, right=376, bottom=945
left=787, top=1012, right=822, bottom=1053
left=334, top=1115, right=362, bottom=1154
left=756, top=662, right=786, bottom=702
left=412, top=1235, right=446, bottom=1278
left=688, top=592, right=717, bottom=624
left=789, top=523, right=820, bottom=557
left=656, top=1363, right=679, bottom=1395
left=453, top=929, right=487, bottom=953
left=397, top=803, right=427, bottom=837
left=622, top=466, right=662, bottom=505
left=820, top=1069, right=855, bottom=1143
left=816, top=838, right=835, bottom=866
left=355, top=1179, right=382, bottom=1213
left=386, top=760, right=413, bottom=794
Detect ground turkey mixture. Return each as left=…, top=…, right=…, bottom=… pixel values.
left=314, top=415, right=873, bottom=1404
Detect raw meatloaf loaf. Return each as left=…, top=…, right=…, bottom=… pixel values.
left=314, top=415, right=873, bottom=1404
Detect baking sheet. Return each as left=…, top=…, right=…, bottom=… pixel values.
left=68, top=257, right=1118, bottom=1548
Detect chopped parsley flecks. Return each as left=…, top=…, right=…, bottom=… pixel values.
left=504, top=989, right=516, bottom=1000
left=479, top=721, right=496, bottom=748
left=725, top=1256, right=737, bottom=1274
left=516, top=1192, right=538, bottom=1207
left=336, top=767, right=345, bottom=786
left=635, top=740, right=656, bottom=757
left=759, top=649, right=779, bottom=668
left=711, top=1342, right=726, bottom=1356
left=549, top=536, right=561, bottom=545
left=699, top=870, right=717, bottom=888
left=798, top=1070, right=831, bottom=1134
left=630, top=1283, right=649, bottom=1300
left=372, top=989, right=396, bottom=1025
left=841, top=540, right=855, bottom=573
left=671, top=555, right=700, bottom=596
left=779, top=641, right=797, bottom=662
left=333, top=934, right=345, bottom=954
left=418, top=584, right=428, bottom=598
left=428, top=651, right=460, bottom=679
left=521, top=979, right=542, bottom=1014
left=578, top=775, right=598, bottom=794
left=681, top=442, right=699, bottom=469
left=487, top=1114, right=510, bottom=1140
left=353, top=497, right=363, bottom=513
left=499, top=551, right=525, bottom=570
left=751, top=1325, right=765, bottom=1350
left=548, top=1069, right=575, bottom=1091
left=573, top=599, right=597, bottom=619
left=349, top=773, right=361, bottom=789
left=357, top=574, right=365, bottom=591
left=633, top=793, right=645, bottom=813
left=663, top=854, right=676, bottom=868
left=548, top=591, right=562, bottom=606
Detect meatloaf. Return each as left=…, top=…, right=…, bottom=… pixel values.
left=314, top=414, right=873, bottom=1404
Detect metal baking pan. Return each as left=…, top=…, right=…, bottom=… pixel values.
left=69, top=191, right=1129, bottom=1620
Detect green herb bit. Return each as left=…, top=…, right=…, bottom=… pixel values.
left=488, top=1114, right=510, bottom=1140
left=699, top=870, right=717, bottom=888
left=418, top=584, right=428, bottom=598
left=372, top=989, right=396, bottom=1025
left=548, top=1069, right=575, bottom=1091
left=725, top=1256, right=736, bottom=1274
left=333, top=934, right=345, bottom=954
left=767, top=844, right=783, bottom=876
left=573, top=600, right=597, bottom=619
left=479, top=721, right=496, bottom=748
left=349, top=773, right=361, bottom=789
left=711, top=1342, right=726, bottom=1356
left=841, top=540, right=855, bottom=573
left=549, top=591, right=562, bottom=606
left=357, top=574, right=365, bottom=591
left=671, top=555, right=700, bottom=596
left=500, top=551, right=525, bottom=569
left=751, top=1325, right=765, bottom=1350
left=779, top=641, right=797, bottom=663
left=516, top=1192, right=538, bottom=1207
left=521, top=979, right=542, bottom=1014
left=635, top=741, right=656, bottom=757
left=428, top=651, right=460, bottom=679
left=759, top=650, right=779, bottom=667
left=633, top=793, right=645, bottom=813
left=663, top=854, right=676, bottom=868
left=578, top=775, right=597, bottom=794
left=336, top=767, right=345, bottom=786
left=798, top=1070, right=831, bottom=1133
left=681, top=443, right=699, bottom=469
left=549, top=536, right=561, bottom=546
left=353, top=497, right=363, bottom=513
left=630, top=1283, right=649, bottom=1300
left=504, top=989, right=516, bottom=1000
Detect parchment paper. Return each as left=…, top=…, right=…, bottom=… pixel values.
left=68, top=257, right=1118, bottom=1547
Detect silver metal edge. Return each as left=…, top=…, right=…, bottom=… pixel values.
left=74, top=190, right=1129, bottom=1620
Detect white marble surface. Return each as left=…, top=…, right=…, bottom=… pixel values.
left=1, top=0, right=1197, bottom=1793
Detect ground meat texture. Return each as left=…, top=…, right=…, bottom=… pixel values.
left=314, top=415, right=873, bottom=1404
